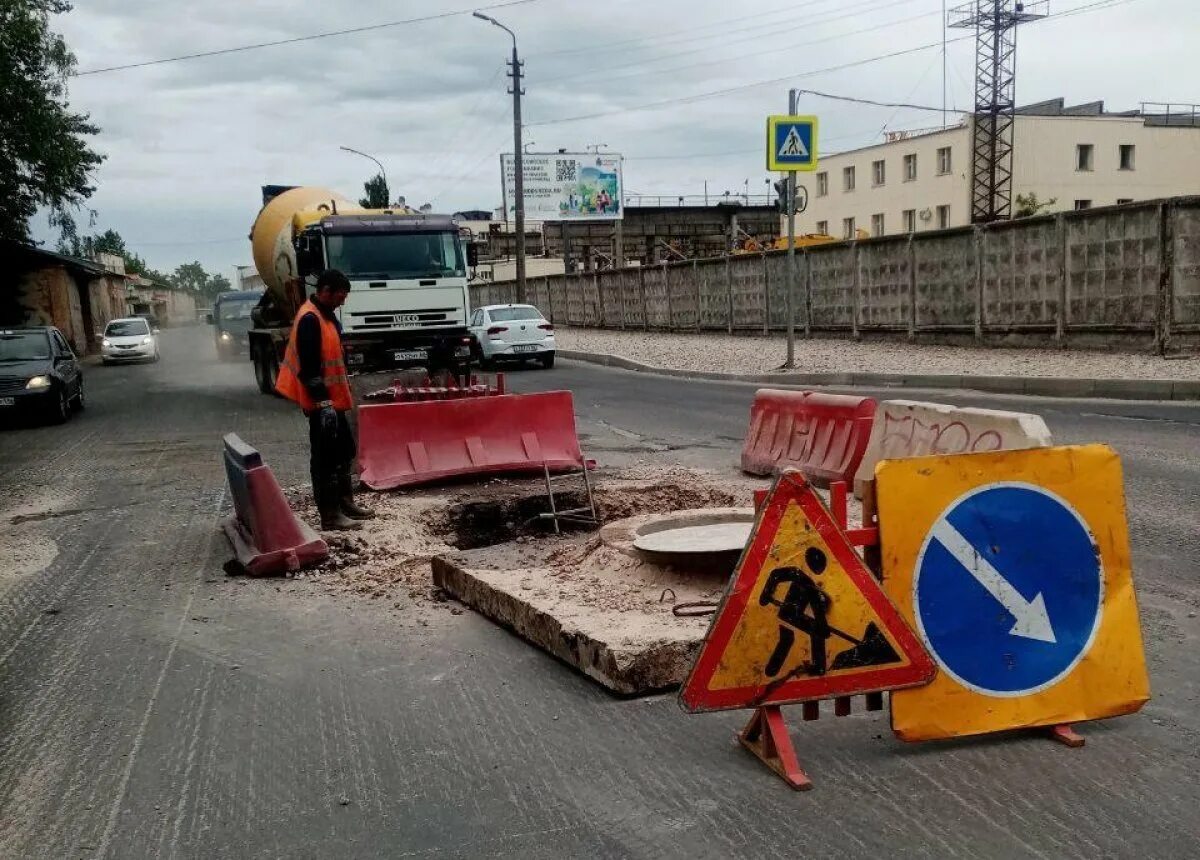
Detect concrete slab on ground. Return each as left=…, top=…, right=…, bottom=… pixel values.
left=432, top=532, right=726, bottom=695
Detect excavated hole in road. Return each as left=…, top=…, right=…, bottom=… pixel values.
left=429, top=478, right=740, bottom=550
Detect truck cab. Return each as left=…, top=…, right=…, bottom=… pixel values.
left=296, top=213, right=475, bottom=370
left=209, top=289, right=264, bottom=360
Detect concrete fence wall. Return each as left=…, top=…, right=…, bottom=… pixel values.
left=470, top=196, right=1200, bottom=352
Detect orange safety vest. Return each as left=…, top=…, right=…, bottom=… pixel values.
left=275, top=299, right=353, bottom=412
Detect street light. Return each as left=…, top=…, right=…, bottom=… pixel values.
left=339, top=146, right=389, bottom=206
left=474, top=10, right=526, bottom=302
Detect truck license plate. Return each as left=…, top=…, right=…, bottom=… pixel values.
left=0, top=397, right=14, bottom=407
left=513, top=344, right=538, bottom=353
left=394, top=350, right=427, bottom=362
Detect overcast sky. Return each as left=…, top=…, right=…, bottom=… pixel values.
left=33, top=0, right=1183, bottom=275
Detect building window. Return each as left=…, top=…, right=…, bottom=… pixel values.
left=871, top=213, right=885, bottom=236
left=1119, top=144, right=1136, bottom=170
left=937, top=146, right=952, bottom=175
left=902, top=209, right=917, bottom=233
left=936, top=205, right=951, bottom=229
left=872, top=159, right=886, bottom=186
left=1075, top=199, right=1093, bottom=211
left=903, top=153, right=918, bottom=181
left=816, top=220, right=829, bottom=236
left=843, top=166, right=856, bottom=192
left=843, top=217, right=856, bottom=239
left=1116, top=198, right=1133, bottom=205
left=1076, top=144, right=1094, bottom=171
left=816, top=172, right=828, bottom=196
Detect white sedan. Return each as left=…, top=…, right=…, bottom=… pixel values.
left=468, top=304, right=555, bottom=369
left=101, top=317, right=159, bottom=364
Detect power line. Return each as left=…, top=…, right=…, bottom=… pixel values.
left=72, top=0, right=537, bottom=76
left=559, top=4, right=944, bottom=88
left=527, top=41, right=960, bottom=128
left=527, top=0, right=1142, bottom=128
left=528, top=0, right=856, bottom=59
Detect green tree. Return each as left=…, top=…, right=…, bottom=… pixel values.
left=206, top=273, right=232, bottom=300
left=171, top=261, right=209, bottom=292
left=1014, top=193, right=1057, bottom=219
left=1, top=0, right=104, bottom=242
left=359, top=173, right=390, bottom=208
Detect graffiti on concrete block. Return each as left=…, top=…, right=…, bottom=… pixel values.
left=880, top=413, right=1005, bottom=458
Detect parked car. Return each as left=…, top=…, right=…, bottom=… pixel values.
left=101, top=317, right=159, bottom=364
left=0, top=326, right=84, bottom=423
left=468, top=304, right=555, bottom=368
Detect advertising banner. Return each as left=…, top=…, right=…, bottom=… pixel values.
left=501, top=152, right=623, bottom=221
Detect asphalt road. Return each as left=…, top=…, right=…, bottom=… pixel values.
left=0, top=324, right=1197, bottom=858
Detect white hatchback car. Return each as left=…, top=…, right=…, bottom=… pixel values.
left=468, top=304, right=555, bottom=369
left=101, top=317, right=159, bottom=364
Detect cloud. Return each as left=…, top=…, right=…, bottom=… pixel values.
left=28, top=0, right=1193, bottom=273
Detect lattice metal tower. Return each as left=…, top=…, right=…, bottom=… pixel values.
left=950, top=1, right=1048, bottom=222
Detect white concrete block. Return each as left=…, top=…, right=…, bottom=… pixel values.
left=853, top=400, right=1053, bottom=497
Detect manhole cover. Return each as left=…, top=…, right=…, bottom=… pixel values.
left=633, top=521, right=754, bottom=554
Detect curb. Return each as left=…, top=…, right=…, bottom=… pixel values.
left=557, top=350, right=1200, bottom=402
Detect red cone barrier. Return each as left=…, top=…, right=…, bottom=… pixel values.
left=358, top=391, right=586, bottom=490
left=740, top=390, right=876, bottom=487
left=221, top=433, right=328, bottom=576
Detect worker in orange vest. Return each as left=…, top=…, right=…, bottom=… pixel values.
left=275, top=269, right=375, bottom=530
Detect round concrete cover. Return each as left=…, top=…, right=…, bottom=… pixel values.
left=633, top=522, right=754, bottom=555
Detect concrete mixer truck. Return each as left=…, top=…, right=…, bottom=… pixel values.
left=245, top=185, right=476, bottom=393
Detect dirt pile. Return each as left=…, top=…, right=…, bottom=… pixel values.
left=280, top=466, right=760, bottom=614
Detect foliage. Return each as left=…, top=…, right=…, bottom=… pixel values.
left=1, top=0, right=104, bottom=242
left=1014, top=193, right=1058, bottom=219
left=359, top=173, right=390, bottom=209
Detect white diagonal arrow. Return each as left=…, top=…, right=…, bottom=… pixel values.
left=930, top=519, right=1057, bottom=644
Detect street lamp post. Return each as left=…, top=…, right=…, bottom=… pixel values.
left=474, top=11, right=526, bottom=302
left=339, top=146, right=389, bottom=206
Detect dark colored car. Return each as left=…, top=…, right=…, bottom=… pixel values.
left=208, top=289, right=264, bottom=360
left=0, top=327, right=85, bottom=424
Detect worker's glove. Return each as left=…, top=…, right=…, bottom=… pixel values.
left=317, top=402, right=338, bottom=439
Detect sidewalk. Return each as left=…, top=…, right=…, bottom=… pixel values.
left=555, top=329, right=1199, bottom=381
left=553, top=328, right=1200, bottom=400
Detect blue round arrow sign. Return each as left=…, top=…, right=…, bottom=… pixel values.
left=914, top=482, right=1103, bottom=696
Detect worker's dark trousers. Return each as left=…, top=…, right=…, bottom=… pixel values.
left=308, top=410, right=357, bottom=514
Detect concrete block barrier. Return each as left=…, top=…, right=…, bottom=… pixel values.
left=740, top=389, right=877, bottom=487
left=221, top=433, right=328, bottom=576
left=853, top=399, right=1053, bottom=496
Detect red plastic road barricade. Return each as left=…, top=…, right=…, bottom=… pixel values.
left=740, top=390, right=877, bottom=486
left=221, top=433, right=328, bottom=576
left=358, top=391, right=586, bottom=490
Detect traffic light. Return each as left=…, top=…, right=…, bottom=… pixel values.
left=773, top=179, right=790, bottom=214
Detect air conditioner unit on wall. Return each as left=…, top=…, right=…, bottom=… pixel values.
left=919, top=208, right=934, bottom=221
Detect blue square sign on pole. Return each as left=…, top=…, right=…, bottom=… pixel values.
left=767, top=115, right=819, bottom=172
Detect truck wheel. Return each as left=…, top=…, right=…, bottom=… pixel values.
left=253, top=345, right=278, bottom=395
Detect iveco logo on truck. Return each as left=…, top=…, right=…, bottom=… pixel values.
left=395, top=314, right=421, bottom=324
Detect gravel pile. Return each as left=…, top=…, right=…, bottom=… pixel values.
left=555, top=328, right=1200, bottom=380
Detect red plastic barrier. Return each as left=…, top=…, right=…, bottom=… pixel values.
left=363, top=373, right=507, bottom=403
left=358, top=391, right=586, bottom=490
left=221, top=433, right=328, bottom=576
left=740, top=390, right=876, bottom=487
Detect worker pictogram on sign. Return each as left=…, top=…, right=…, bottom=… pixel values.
left=680, top=471, right=934, bottom=713
left=766, top=115, right=819, bottom=172
left=877, top=444, right=1151, bottom=742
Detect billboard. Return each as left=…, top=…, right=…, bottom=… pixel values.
left=501, top=152, right=624, bottom=221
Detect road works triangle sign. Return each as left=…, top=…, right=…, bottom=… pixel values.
left=680, top=471, right=934, bottom=713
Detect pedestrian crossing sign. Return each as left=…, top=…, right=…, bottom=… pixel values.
left=767, top=115, right=819, bottom=171
left=680, top=471, right=934, bottom=713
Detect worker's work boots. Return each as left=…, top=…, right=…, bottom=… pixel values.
left=317, top=479, right=363, bottom=531
left=338, top=473, right=376, bottom=521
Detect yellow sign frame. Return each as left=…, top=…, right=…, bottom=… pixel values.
left=876, top=444, right=1150, bottom=742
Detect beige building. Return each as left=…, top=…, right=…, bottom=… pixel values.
left=799, top=99, right=1200, bottom=239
